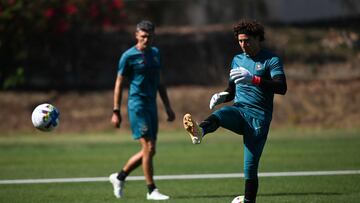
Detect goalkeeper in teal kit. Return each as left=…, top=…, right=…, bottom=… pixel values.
left=183, top=19, right=287, bottom=203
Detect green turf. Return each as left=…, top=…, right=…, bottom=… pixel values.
left=0, top=128, right=359, bottom=202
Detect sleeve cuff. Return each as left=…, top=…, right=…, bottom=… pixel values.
left=252, top=76, right=261, bottom=86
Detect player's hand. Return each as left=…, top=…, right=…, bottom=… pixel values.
left=230, top=67, right=253, bottom=84
left=166, top=107, right=176, bottom=122
left=209, top=92, right=229, bottom=109
left=111, top=111, right=122, bottom=128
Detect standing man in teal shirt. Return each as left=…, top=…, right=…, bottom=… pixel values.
left=183, top=19, right=287, bottom=203
left=109, top=20, right=175, bottom=201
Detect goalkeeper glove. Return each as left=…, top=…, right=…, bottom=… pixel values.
left=209, top=92, right=229, bottom=109
left=230, top=67, right=261, bottom=85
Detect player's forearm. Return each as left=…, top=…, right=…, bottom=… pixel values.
left=223, top=81, right=236, bottom=102
left=158, top=84, right=172, bottom=109
left=113, top=75, right=124, bottom=110
left=258, top=75, right=287, bottom=95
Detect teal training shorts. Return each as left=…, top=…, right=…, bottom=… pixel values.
left=128, top=106, right=158, bottom=140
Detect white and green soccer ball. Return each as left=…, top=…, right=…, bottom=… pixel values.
left=31, top=103, right=60, bottom=132
left=231, top=195, right=244, bottom=203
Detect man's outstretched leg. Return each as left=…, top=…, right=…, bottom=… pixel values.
left=183, top=114, right=220, bottom=144
left=183, top=114, right=203, bottom=144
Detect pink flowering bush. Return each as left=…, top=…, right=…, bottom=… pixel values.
left=0, top=0, right=126, bottom=89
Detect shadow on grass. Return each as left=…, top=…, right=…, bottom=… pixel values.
left=175, top=192, right=342, bottom=199
left=260, top=192, right=342, bottom=197
left=175, top=194, right=236, bottom=199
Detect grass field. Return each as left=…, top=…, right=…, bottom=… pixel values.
left=0, top=128, right=359, bottom=203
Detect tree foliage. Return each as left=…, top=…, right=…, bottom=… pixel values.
left=0, top=0, right=126, bottom=89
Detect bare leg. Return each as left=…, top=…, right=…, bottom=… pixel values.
left=122, top=150, right=143, bottom=173
left=139, top=137, right=156, bottom=185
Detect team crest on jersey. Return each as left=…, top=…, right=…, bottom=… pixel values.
left=140, top=125, right=149, bottom=135
left=255, top=63, right=263, bottom=70
left=136, top=59, right=145, bottom=64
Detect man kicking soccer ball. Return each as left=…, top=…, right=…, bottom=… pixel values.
left=183, top=19, right=287, bottom=203
left=110, top=20, right=175, bottom=200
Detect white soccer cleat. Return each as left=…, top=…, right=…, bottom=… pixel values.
left=231, top=195, right=245, bottom=203
left=183, top=113, right=203, bottom=144
left=146, top=189, right=170, bottom=200
left=109, top=173, right=125, bottom=198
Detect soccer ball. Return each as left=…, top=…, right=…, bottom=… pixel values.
left=231, top=195, right=244, bottom=203
left=31, top=103, right=60, bottom=132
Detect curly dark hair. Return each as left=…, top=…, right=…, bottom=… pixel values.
left=233, top=19, right=265, bottom=41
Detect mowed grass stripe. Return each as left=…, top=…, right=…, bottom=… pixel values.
left=1, top=170, right=359, bottom=185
